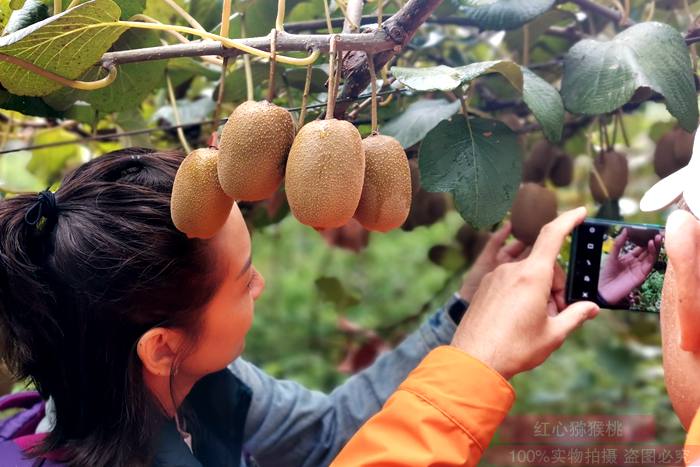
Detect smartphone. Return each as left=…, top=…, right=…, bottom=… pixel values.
left=566, top=219, right=666, bottom=313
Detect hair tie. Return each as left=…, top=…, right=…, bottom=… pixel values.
left=24, top=190, right=59, bottom=227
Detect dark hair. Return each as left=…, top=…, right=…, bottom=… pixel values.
left=0, top=148, right=223, bottom=466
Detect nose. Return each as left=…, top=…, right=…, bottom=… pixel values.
left=251, top=267, right=266, bottom=301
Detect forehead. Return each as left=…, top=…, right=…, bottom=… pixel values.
left=211, top=204, right=251, bottom=275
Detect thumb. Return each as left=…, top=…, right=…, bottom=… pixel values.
left=551, top=301, right=600, bottom=338
left=483, top=221, right=512, bottom=254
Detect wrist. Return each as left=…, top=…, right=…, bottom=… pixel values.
left=447, top=292, right=469, bottom=324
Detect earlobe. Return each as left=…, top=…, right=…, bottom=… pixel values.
left=666, top=209, right=700, bottom=351
left=137, top=328, right=181, bottom=377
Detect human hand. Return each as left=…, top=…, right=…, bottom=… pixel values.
left=451, top=207, right=600, bottom=380
left=598, top=228, right=662, bottom=306
left=459, top=222, right=530, bottom=301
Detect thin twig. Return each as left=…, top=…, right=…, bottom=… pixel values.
left=163, top=0, right=206, bottom=31
left=326, top=36, right=339, bottom=119
left=322, top=0, right=334, bottom=33
left=367, top=53, right=378, bottom=134
left=165, top=73, right=192, bottom=154
left=298, top=64, right=313, bottom=129
left=241, top=20, right=255, bottom=101
left=268, top=29, right=278, bottom=102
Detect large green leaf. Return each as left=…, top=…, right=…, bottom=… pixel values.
left=0, top=150, right=44, bottom=192
left=27, top=128, right=82, bottom=185
left=116, top=0, right=145, bottom=19
left=418, top=115, right=522, bottom=228
left=83, top=30, right=166, bottom=112
left=0, top=88, right=62, bottom=117
left=382, top=99, right=461, bottom=149
left=521, top=67, right=564, bottom=142
left=392, top=60, right=523, bottom=92
left=189, top=0, right=223, bottom=31
left=561, top=21, right=698, bottom=132
left=393, top=62, right=564, bottom=142
left=459, top=0, right=556, bottom=30
left=0, top=0, right=127, bottom=97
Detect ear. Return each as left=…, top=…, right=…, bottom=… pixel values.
left=137, top=328, right=184, bottom=377
left=666, top=209, right=700, bottom=351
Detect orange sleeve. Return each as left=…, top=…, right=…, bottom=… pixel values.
left=330, top=345, right=515, bottom=467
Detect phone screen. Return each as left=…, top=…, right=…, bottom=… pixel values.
left=566, top=219, right=666, bottom=313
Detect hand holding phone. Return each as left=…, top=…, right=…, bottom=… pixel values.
left=566, top=219, right=666, bottom=313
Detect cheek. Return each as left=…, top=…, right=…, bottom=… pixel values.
left=662, top=266, right=700, bottom=430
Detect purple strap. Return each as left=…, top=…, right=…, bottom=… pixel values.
left=0, top=392, right=45, bottom=440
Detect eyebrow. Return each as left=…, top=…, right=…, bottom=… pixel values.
left=237, top=255, right=252, bottom=279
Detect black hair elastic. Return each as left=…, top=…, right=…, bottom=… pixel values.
left=24, top=190, right=59, bottom=227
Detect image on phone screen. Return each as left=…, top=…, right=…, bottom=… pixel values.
left=566, top=219, right=666, bottom=313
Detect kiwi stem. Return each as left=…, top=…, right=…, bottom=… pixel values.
left=367, top=53, right=379, bottom=134
left=165, top=73, right=193, bottom=154
left=114, top=21, right=321, bottom=66
left=213, top=56, right=229, bottom=128
left=326, top=36, right=340, bottom=119
left=276, top=0, right=286, bottom=32
left=522, top=24, right=529, bottom=67
left=611, top=112, right=619, bottom=147
left=644, top=1, right=655, bottom=21
left=54, top=0, right=62, bottom=15
left=377, top=0, right=383, bottom=29
left=322, top=0, right=334, bottom=33
left=268, top=29, right=279, bottom=102
left=617, top=110, right=630, bottom=147
left=220, top=0, right=232, bottom=38
left=67, top=0, right=81, bottom=9
left=298, top=64, right=313, bottom=130
left=241, top=20, right=255, bottom=101
left=590, top=164, right=611, bottom=200
left=163, top=0, right=206, bottom=31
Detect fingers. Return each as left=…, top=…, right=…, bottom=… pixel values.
left=483, top=221, right=513, bottom=255
left=611, top=228, right=628, bottom=257
left=500, top=239, right=528, bottom=262
left=550, top=301, right=600, bottom=339
left=530, top=207, right=588, bottom=268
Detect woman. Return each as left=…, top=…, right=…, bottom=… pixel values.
left=0, top=147, right=526, bottom=466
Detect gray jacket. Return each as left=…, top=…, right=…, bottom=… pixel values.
left=232, top=298, right=460, bottom=466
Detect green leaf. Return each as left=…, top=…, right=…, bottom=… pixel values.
left=382, top=99, right=461, bottom=149
left=504, top=9, right=575, bottom=52
left=4, top=0, right=47, bottom=33
left=392, top=60, right=522, bottom=92
left=561, top=21, right=698, bottom=132
left=0, top=150, right=44, bottom=192
left=284, top=65, right=328, bottom=93
left=27, top=128, right=82, bottom=184
left=0, top=0, right=127, bottom=97
left=0, top=89, right=62, bottom=117
left=393, top=62, right=563, bottom=142
left=419, top=115, right=522, bottom=228
left=459, top=0, right=556, bottom=30
left=315, top=277, right=360, bottom=310
left=117, top=0, right=145, bottom=19
left=83, top=29, right=166, bottom=112
left=9, top=0, right=27, bottom=10
left=521, top=67, right=564, bottom=142
left=189, top=0, right=223, bottom=31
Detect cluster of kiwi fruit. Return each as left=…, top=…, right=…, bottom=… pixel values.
left=401, top=159, right=448, bottom=231
left=510, top=140, right=570, bottom=245
left=653, top=127, right=694, bottom=178
left=170, top=97, right=412, bottom=239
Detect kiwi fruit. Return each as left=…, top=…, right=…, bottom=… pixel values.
left=549, top=151, right=574, bottom=187
left=672, top=128, right=694, bottom=167
left=354, top=134, right=412, bottom=232
left=511, top=183, right=558, bottom=245
left=654, top=131, right=677, bottom=178
left=401, top=159, right=448, bottom=231
left=171, top=148, right=234, bottom=239
left=523, top=140, right=557, bottom=184
left=218, top=100, right=296, bottom=201
left=588, top=150, right=628, bottom=203
left=455, top=224, right=489, bottom=263
left=285, top=119, right=365, bottom=229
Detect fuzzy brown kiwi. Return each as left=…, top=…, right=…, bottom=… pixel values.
left=218, top=100, right=296, bottom=201
left=171, top=148, right=234, bottom=239
left=511, top=183, right=558, bottom=245
left=285, top=119, right=365, bottom=229
left=589, top=150, right=628, bottom=203
left=354, top=134, right=412, bottom=232
left=654, top=131, right=678, bottom=178
left=549, top=151, right=574, bottom=187
left=523, top=140, right=557, bottom=183
left=672, top=127, right=694, bottom=167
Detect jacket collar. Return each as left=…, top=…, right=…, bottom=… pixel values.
left=151, top=369, right=252, bottom=467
